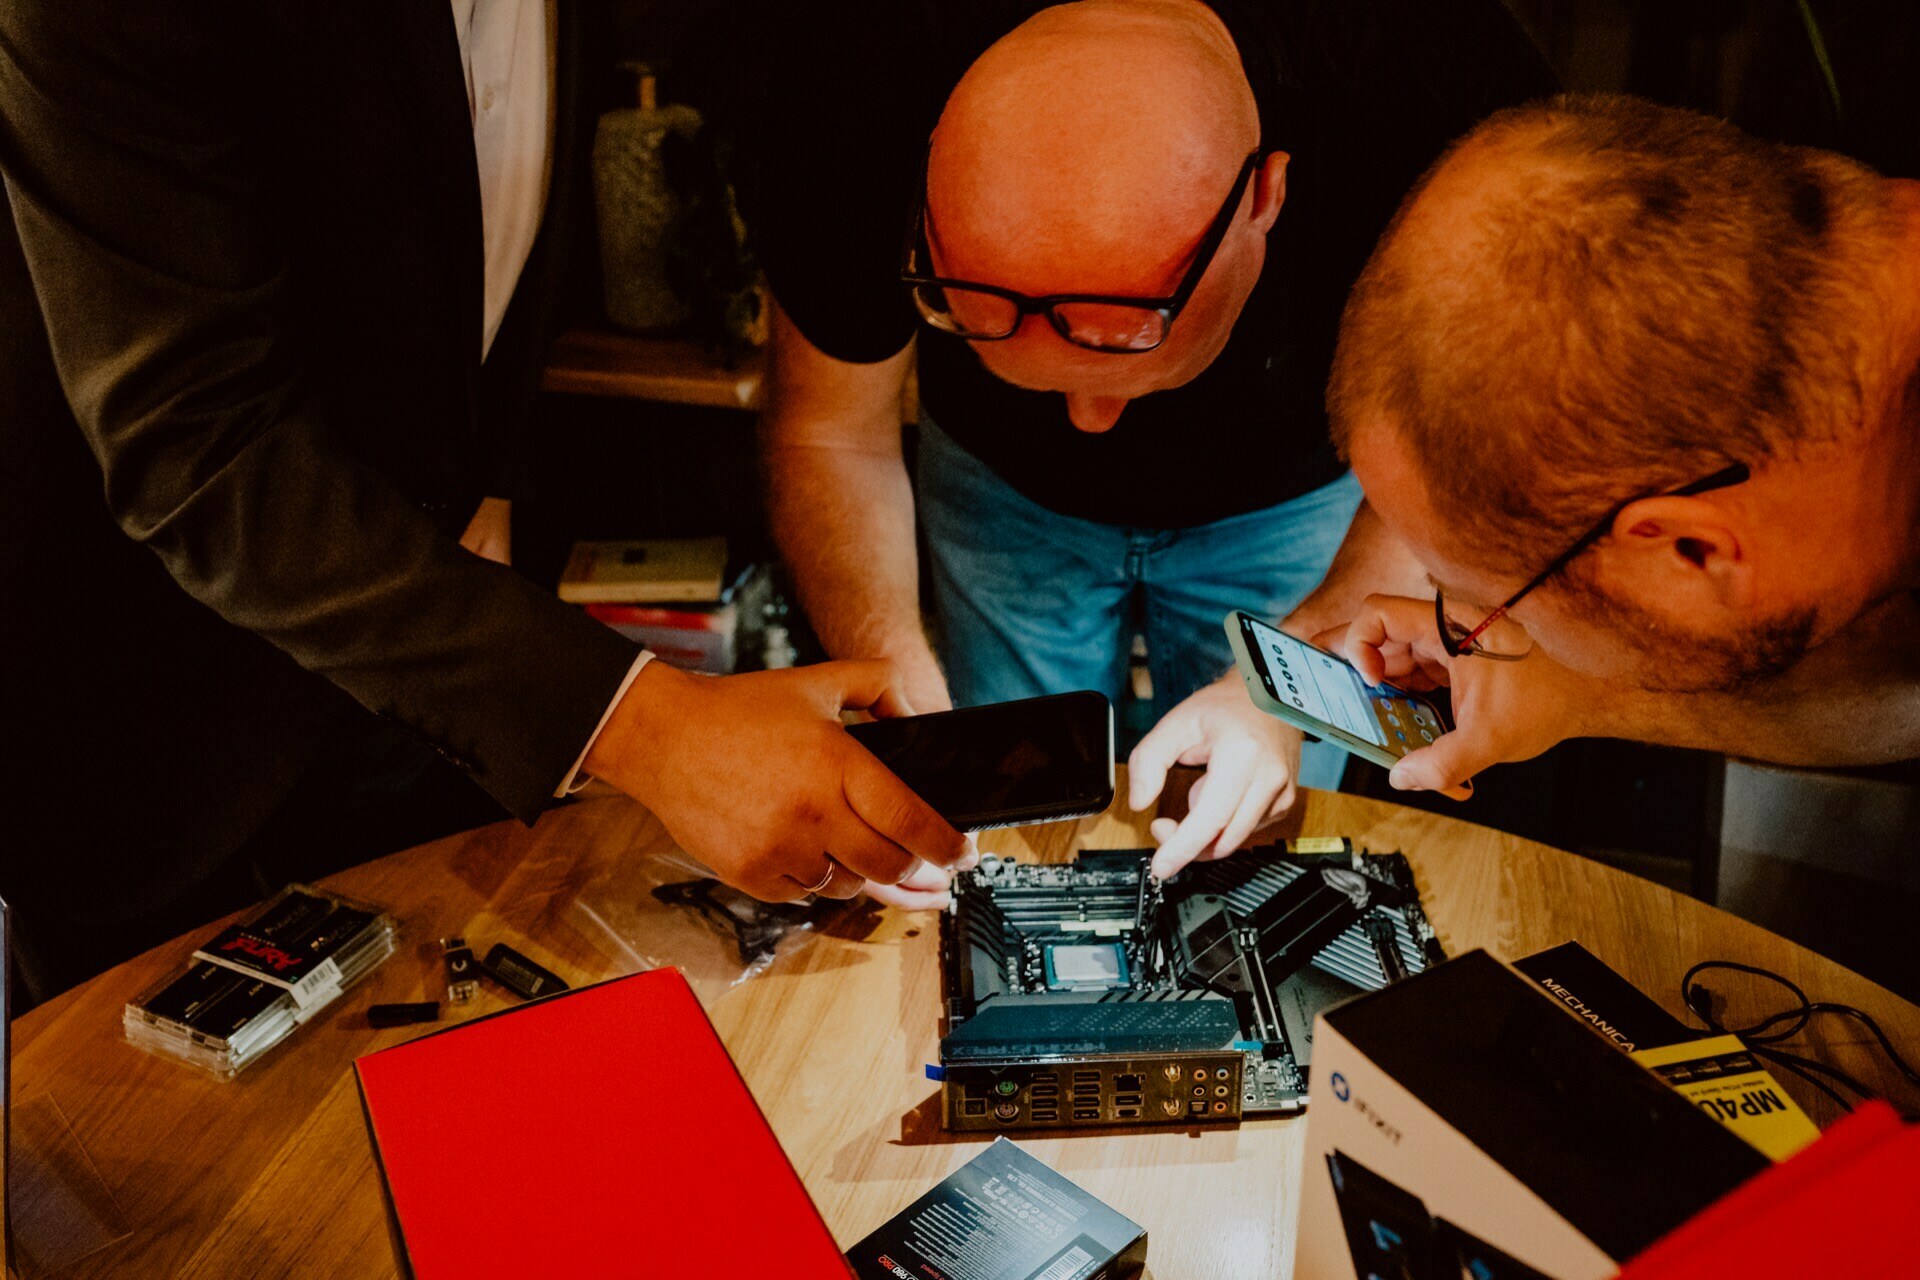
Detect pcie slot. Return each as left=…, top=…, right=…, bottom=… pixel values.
left=993, top=887, right=1141, bottom=909
left=1242, top=926, right=1285, bottom=1044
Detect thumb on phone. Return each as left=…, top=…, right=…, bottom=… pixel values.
left=1385, top=728, right=1489, bottom=801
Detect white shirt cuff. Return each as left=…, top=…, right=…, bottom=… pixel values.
left=552, top=650, right=655, bottom=798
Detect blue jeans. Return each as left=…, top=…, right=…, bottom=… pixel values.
left=916, top=418, right=1365, bottom=790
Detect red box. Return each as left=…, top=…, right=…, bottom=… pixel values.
left=355, top=968, right=851, bottom=1278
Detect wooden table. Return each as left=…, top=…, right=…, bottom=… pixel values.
left=16, top=776, right=1919, bottom=1278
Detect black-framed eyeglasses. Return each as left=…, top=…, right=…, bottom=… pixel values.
left=898, top=147, right=1263, bottom=354
left=1436, top=462, right=1752, bottom=660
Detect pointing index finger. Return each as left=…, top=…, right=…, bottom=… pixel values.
left=1150, top=745, right=1255, bottom=878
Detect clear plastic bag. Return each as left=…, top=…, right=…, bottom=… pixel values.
left=570, top=848, right=862, bottom=1006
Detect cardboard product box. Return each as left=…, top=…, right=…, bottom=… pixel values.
left=846, top=1138, right=1145, bottom=1280
left=1510, top=942, right=1696, bottom=1055
left=1514, top=941, right=1818, bottom=1161
left=1296, top=950, right=1768, bottom=1280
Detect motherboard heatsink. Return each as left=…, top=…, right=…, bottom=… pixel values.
left=936, top=840, right=1443, bottom=1131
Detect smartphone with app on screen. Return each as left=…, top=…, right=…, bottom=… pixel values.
left=1225, top=610, right=1452, bottom=770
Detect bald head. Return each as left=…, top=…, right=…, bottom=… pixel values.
left=1330, top=94, right=1899, bottom=565
left=930, top=1, right=1257, bottom=294
left=920, top=2, right=1277, bottom=431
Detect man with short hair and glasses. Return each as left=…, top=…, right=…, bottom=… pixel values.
left=1302, top=95, right=1920, bottom=794
left=755, top=0, right=1550, bottom=877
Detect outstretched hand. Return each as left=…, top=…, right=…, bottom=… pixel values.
left=1128, top=674, right=1305, bottom=879
left=587, top=659, right=973, bottom=903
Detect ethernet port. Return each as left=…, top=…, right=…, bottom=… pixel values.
left=1113, top=1073, right=1143, bottom=1094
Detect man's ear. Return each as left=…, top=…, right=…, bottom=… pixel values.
left=1600, top=494, right=1755, bottom=609
left=1251, top=151, right=1289, bottom=233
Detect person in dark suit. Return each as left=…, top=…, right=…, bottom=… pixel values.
left=0, top=0, right=967, bottom=998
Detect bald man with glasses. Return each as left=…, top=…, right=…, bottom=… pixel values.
left=755, top=0, right=1552, bottom=877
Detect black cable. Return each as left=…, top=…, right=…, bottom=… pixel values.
left=1679, top=960, right=1920, bottom=1119
left=1758, top=1049, right=1856, bottom=1115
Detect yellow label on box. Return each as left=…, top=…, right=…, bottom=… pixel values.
left=1631, top=1034, right=1820, bottom=1161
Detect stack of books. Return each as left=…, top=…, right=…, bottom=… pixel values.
left=558, top=537, right=769, bottom=673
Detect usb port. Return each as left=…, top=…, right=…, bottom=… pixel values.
left=1072, top=1083, right=1100, bottom=1096
left=1072, top=1070, right=1100, bottom=1082
left=1031, top=1109, right=1058, bottom=1122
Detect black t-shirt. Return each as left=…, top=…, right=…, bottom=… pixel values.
left=755, top=0, right=1555, bottom=528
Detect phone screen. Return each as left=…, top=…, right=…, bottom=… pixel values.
left=846, top=692, right=1114, bottom=830
left=1239, top=616, right=1443, bottom=757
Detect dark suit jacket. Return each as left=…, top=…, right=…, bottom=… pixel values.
left=0, top=0, right=638, bottom=920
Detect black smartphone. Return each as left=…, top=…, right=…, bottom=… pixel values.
left=846, top=691, right=1115, bottom=831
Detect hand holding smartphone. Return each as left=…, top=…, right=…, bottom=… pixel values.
left=1225, top=611, right=1452, bottom=772
left=846, top=692, right=1115, bottom=831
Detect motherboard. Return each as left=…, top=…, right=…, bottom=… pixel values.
left=937, top=840, right=1443, bottom=1131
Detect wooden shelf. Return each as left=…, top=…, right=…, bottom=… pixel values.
left=542, top=325, right=920, bottom=422
left=542, top=328, right=764, bottom=410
